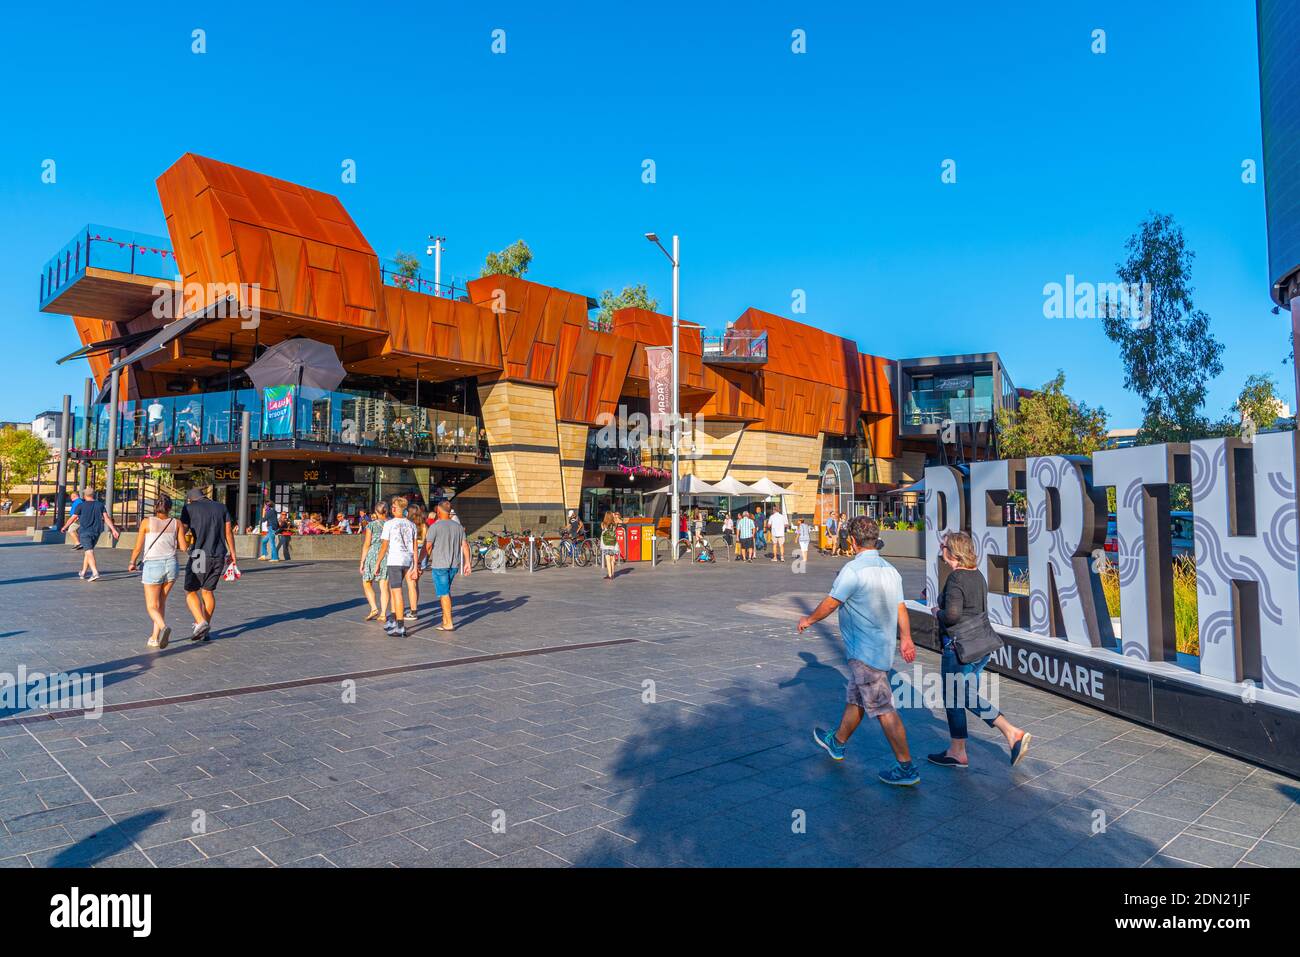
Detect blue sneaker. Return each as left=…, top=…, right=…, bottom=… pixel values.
left=813, top=727, right=846, bottom=761
left=878, top=761, right=921, bottom=787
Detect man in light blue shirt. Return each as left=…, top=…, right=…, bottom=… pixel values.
left=736, top=512, right=756, bottom=562
left=798, top=515, right=920, bottom=786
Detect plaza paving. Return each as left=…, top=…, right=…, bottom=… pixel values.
left=0, top=531, right=1297, bottom=868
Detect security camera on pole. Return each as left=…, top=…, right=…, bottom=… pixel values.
left=645, top=232, right=680, bottom=561
left=426, top=236, right=446, bottom=296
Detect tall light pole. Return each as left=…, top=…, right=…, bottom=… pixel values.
left=645, top=232, right=680, bottom=560
left=426, top=236, right=446, bottom=296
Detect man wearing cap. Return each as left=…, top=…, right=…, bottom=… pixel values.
left=415, top=498, right=472, bottom=632
left=180, top=486, right=238, bottom=641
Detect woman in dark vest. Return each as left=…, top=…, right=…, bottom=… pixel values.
left=928, top=531, right=1032, bottom=769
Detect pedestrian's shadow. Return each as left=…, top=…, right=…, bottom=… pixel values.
left=446, top=590, right=528, bottom=628
left=213, top=596, right=367, bottom=639
left=573, top=639, right=1178, bottom=867
left=46, top=810, right=164, bottom=867
left=777, top=650, right=845, bottom=691
left=0, top=643, right=208, bottom=720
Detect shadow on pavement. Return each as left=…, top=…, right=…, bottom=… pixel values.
left=576, top=645, right=1179, bottom=867
left=48, top=810, right=164, bottom=867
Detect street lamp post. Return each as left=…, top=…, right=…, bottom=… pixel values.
left=645, top=232, right=681, bottom=561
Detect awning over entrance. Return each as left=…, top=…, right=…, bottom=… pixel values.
left=56, top=329, right=153, bottom=365
left=107, top=295, right=238, bottom=375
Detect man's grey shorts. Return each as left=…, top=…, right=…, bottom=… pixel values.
left=845, top=659, right=895, bottom=717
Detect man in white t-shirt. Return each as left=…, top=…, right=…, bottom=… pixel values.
left=768, top=506, right=789, bottom=563
left=375, top=495, right=416, bottom=637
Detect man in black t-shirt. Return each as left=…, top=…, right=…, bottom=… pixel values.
left=60, top=488, right=119, bottom=582
left=180, top=486, right=238, bottom=641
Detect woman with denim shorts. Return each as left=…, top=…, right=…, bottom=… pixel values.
left=127, top=495, right=185, bottom=650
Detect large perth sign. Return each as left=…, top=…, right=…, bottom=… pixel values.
left=923, top=431, right=1300, bottom=704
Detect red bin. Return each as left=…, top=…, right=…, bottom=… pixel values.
left=616, top=524, right=628, bottom=560
left=626, top=524, right=641, bottom=561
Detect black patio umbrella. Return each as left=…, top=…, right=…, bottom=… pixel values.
left=245, top=338, right=347, bottom=392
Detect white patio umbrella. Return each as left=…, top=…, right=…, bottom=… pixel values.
left=710, top=475, right=758, bottom=496
left=746, top=477, right=792, bottom=500
left=647, top=475, right=725, bottom=496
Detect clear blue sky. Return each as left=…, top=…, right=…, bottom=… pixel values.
left=0, top=0, right=1285, bottom=426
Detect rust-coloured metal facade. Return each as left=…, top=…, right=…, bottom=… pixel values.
left=44, top=154, right=917, bottom=530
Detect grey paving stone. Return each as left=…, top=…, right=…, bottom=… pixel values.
left=193, top=819, right=293, bottom=858
left=1241, top=840, right=1300, bottom=867
left=255, top=826, right=358, bottom=865
left=3, top=541, right=1295, bottom=869
left=1160, top=834, right=1246, bottom=867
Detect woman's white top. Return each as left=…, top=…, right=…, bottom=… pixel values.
left=142, top=517, right=179, bottom=561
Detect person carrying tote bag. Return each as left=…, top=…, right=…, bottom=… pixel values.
left=927, top=531, right=1032, bottom=770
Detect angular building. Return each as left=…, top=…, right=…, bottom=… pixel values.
left=39, top=154, right=1010, bottom=532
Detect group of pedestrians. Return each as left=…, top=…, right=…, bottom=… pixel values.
left=65, top=482, right=1030, bottom=787
left=719, top=505, right=810, bottom=563
left=77, top=486, right=239, bottom=649
left=67, top=481, right=476, bottom=650
left=358, top=495, right=470, bottom=637
left=798, top=517, right=1031, bottom=786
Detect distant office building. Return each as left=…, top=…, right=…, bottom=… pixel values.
left=1259, top=0, right=1300, bottom=308
left=1257, top=0, right=1300, bottom=404
left=1105, top=428, right=1141, bottom=449
left=30, top=411, right=63, bottom=446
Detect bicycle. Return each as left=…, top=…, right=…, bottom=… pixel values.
left=533, top=533, right=560, bottom=569
left=470, top=534, right=506, bottom=572
left=556, top=532, right=592, bottom=567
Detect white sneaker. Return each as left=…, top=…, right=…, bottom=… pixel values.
left=88, top=574, right=101, bottom=583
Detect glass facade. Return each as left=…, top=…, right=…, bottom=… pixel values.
left=79, top=388, right=486, bottom=461
left=903, top=372, right=994, bottom=426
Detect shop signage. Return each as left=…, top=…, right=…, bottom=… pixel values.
left=933, top=373, right=974, bottom=392
left=263, top=385, right=296, bottom=438
left=646, top=347, right=673, bottom=433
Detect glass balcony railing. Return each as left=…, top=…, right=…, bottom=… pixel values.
left=378, top=259, right=468, bottom=300
left=903, top=389, right=994, bottom=427
left=40, top=224, right=178, bottom=307
left=75, top=389, right=487, bottom=462
left=702, top=329, right=768, bottom=363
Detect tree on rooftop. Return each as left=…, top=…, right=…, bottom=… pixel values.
left=594, top=284, right=658, bottom=332
left=392, top=251, right=420, bottom=291
left=480, top=240, right=532, bottom=279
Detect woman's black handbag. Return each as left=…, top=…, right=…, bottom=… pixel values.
left=946, top=611, right=1004, bottom=665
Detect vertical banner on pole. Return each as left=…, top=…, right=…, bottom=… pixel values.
left=647, top=347, right=673, bottom=434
